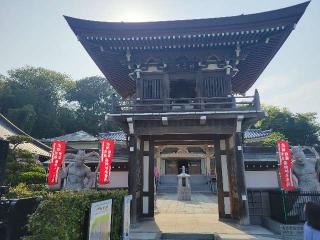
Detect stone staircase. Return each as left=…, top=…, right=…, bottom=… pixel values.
left=157, top=175, right=212, bottom=194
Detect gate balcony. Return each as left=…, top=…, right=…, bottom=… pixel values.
left=110, top=91, right=261, bottom=116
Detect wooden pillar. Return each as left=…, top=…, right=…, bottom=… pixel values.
left=214, top=138, right=226, bottom=219
left=155, top=147, right=161, bottom=173
left=141, top=137, right=155, bottom=218
left=163, top=73, right=170, bottom=112
left=196, top=71, right=203, bottom=97
left=128, top=135, right=139, bottom=225
left=225, top=75, right=232, bottom=96
left=226, top=135, right=239, bottom=219
left=162, top=73, right=170, bottom=99
left=234, top=116, right=250, bottom=225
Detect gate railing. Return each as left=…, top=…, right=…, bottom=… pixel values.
left=247, top=189, right=320, bottom=224
left=111, top=93, right=261, bottom=114
left=269, top=190, right=320, bottom=224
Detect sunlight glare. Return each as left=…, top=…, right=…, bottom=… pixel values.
left=112, top=9, right=152, bottom=22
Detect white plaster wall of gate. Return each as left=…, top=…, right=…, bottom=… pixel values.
left=245, top=171, right=279, bottom=189
left=143, top=140, right=150, bottom=215
left=219, top=139, right=231, bottom=215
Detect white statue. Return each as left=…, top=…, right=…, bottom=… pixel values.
left=60, top=150, right=99, bottom=191
left=291, top=146, right=320, bottom=192
left=288, top=146, right=320, bottom=217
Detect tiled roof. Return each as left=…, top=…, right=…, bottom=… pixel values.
left=43, top=128, right=270, bottom=145
left=0, top=114, right=50, bottom=156
left=244, top=129, right=272, bottom=142
left=98, top=131, right=126, bottom=141
left=65, top=2, right=309, bottom=97
left=43, top=130, right=98, bottom=142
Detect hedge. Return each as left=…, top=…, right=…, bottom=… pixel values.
left=6, top=183, right=48, bottom=199
left=23, top=190, right=127, bottom=240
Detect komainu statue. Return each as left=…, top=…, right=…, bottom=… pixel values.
left=60, top=150, right=99, bottom=191
left=288, top=146, right=320, bottom=218
left=291, top=146, right=320, bottom=192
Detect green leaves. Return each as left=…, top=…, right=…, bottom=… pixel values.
left=262, top=132, right=287, bottom=147
left=66, top=76, right=120, bottom=134
left=257, top=105, right=320, bottom=146
left=4, top=147, right=47, bottom=186
left=23, top=190, right=127, bottom=240
left=0, top=67, right=119, bottom=138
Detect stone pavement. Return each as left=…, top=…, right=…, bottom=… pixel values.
left=131, top=193, right=282, bottom=240
left=155, top=192, right=218, bottom=214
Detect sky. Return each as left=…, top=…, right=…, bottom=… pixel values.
left=0, top=0, right=319, bottom=117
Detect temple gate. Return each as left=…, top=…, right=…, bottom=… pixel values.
left=65, top=1, right=309, bottom=225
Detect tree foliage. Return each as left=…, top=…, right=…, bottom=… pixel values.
left=262, top=132, right=287, bottom=147
left=0, top=66, right=74, bottom=138
left=6, top=135, right=33, bottom=151
left=257, top=105, right=320, bottom=146
left=67, top=76, right=120, bottom=134
left=0, top=67, right=119, bottom=138
left=4, top=149, right=47, bottom=186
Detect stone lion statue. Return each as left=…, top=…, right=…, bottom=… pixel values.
left=291, top=146, right=320, bottom=192
left=288, top=146, right=320, bottom=217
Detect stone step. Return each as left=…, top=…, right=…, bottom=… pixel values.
left=161, top=233, right=215, bottom=240
left=130, top=232, right=161, bottom=240
left=157, top=183, right=212, bottom=193
left=160, top=175, right=209, bottom=185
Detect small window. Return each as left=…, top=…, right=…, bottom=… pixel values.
left=203, top=75, right=229, bottom=97
left=143, top=79, right=161, bottom=99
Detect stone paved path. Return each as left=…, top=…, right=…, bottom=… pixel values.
left=131, top=193, right=281, bottom=240
left=155, top=193, right=218, bottom=214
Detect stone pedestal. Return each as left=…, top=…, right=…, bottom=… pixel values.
left=177, top=166, right=191, bottom=201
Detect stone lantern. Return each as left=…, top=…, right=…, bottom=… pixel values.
left=177, top=166, right=191, bottom=201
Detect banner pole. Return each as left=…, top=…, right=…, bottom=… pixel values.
left=281, top=190, right=288, bottom=224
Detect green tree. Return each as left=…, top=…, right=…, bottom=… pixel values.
left=67, top=76, right=120, bottom=134
left=7, top=104, right=37, bottom=133
left=0, top=67, right=119, bottom=138
left=257, top=105, right=320, bottom=146
left=0, top=66, right=75, bottom=138
left=6, top=135, right=33, bottom=152
left=262, top=132, right=287, bottom=147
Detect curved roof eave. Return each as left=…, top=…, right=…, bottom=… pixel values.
left=64, top=1, right=310, bottom=97
left=64, top=1, right=309, bottom=32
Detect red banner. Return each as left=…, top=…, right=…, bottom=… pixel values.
left=98, top=139, right=115, bottom=185
left=48, top=141, right=66, bottom=186
left=277, top=140, right=295, bottom=191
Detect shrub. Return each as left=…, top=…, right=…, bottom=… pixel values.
left=17, top=172, right=47, bottom=185
left=5, top=153, right=46, bottom=186
left=6, top=183, right=48, bottom=199
left=25, top=190, right=127, bottom=240
left=262, top=132, right=287, bottom=147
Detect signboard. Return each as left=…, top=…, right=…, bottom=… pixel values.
left=89, top=199, right=113, bottom=240
left=98, top=139, right=115, bottom=185
left=47, top=141, right=66, bottom=186
left=277, top=140, right=295, bottom=191
left=122, top=195, right=132, bottom=240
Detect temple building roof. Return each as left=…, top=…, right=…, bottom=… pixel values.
left=65, top=2, right=309, bottom=97
left=98, top=131, right=126, bottom=141
left=45, top=129, right=271, bottom=143
left=42, top=130, right=98, bottom=142
left=0, top=114, right=50, bottom=157
left=244, top=129, right=272, bottom=143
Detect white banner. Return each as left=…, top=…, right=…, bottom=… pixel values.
left=89, top=199, right=113, bottom=240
